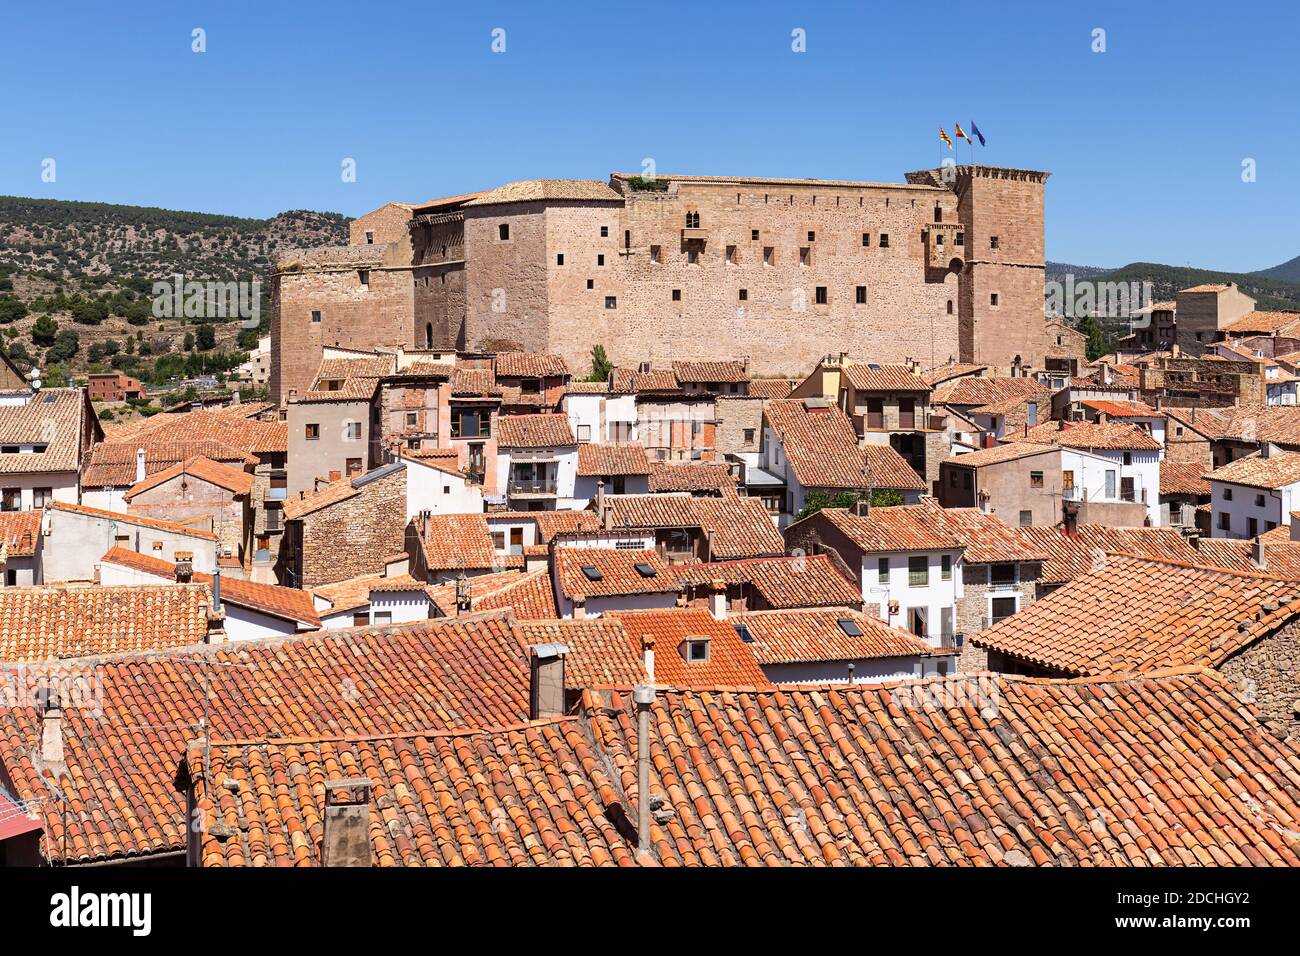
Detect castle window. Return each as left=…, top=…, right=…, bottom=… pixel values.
left=587, top=279, right=594, bottom=289
left=311, top=310, right=321, bottom=323
left=687, top=248, right=698, bottom=265
left=763, top=247, right=774, bottom=266
left=650, top=245, right=660, bottom=264
left=738, top=289, right=748, bottom=301
left=597, top=254, right=605, bottom=266
left=605, top=296, right=617, bottom=309
left=672, top=289, right=682, bottom=302
left=855, top=286, right=866, bottom=305
left=879, top=233, right=889, bottom=248
left=364, top=230, right=374, bottom=244
left=934, top=205, right=942, bottom=223
left=990, top=235, right=999, bottom=249
left=947, top=300, right=954, bottom=315
left=955, top=233, right=964, bottom=246
left=990, top=293, right=999, bottom=306
left=425, top=323, right=433, bottom=348
left=862, top=233, right=870, bottom=246
left=685, top=211, right=700, bottom=228
left=815, top=287, right=828, bottom=305
left=751, top=229, right=760, bottom=240
left=358, top=270, right=369, bottom=288
left=807, top=231, right=816, bottom=242
left=624, top=230, right=630, bottom=248
left=498, top=223, right=510, bottom=241
left=725, top=245, right=737, bottom=264
left=556, top=254, right=564, bottom=265
left=799, top=247, right=810, bottom=266
left=600, top=226, right=608, bottom=237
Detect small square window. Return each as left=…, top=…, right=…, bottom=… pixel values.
left=878, top=557, right=890, bottom=583
left=405, top=412, right=418, bottom=427
left=862, top=233, right=870, bottom=247
left=751, top=229, right=760, bottom=240
left=604, top=296, right=617, bottom=309
left=763, top=247, right=774, bottom=266
left=650, top=245, right=661, bottom=264
left=990, top=293, right=999, bottom=306
left=879, top=233, right=889, bottom=248
left=815, top=286, right=828, bottom=305
left=498, top=223, right=510, bottom=241
left=800, top=247, right=811, bottom=266
left=311, top=310, right=321, bottom=323
left=587, top=279, right=594, bottom=290
left=1224, top=488, right=1233, bottom=501
left=152, top=540, right=164, bottom=552
left=600, top=225, right=608, bottom=237
left=686, top=639, right=710, bottom=662
left=672, top=289, right=681, bottom=302
left=364, top=230, right=374, bottom=244
left=1255, top=493, right=1266, bottom=507
left=1030, top=471, right=1044, bottom=488
left=743, top=428, right=755, bottom=443
left=556, top=253, right=564, bottom=265
left=358, top=270, right=369, bottom=288
left=1219, top=512, right=1231, bottom=531
left=941, top=555, right=952, bottom=581
left=597, top=254, right=605, bottom=266
left=990, top=236, right=1000, bottom=249
left=1019, top=510, right=1033, bottom=527
left=855, top=286, right=866, bottom=305
left=738, top=289, right=748, bottom=301
left=807, top=230, right=815, bottom=242
left=305, top=423, right=320, bottom=440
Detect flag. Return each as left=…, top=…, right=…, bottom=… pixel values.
left=939, top=127, right=953, bottom=150
left=970, top=121, right=986, bottom=146
left=954, top=123, right=972, bottom=145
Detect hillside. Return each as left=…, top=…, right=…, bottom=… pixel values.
left=1254, top=254, right=1300, bottom=284
left=1048, top=260, right=1300, bottom=312
left=0, top=195, right=349, bottom=402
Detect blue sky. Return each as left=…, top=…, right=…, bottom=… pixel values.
left=1, top=0, right=1295, bottom=272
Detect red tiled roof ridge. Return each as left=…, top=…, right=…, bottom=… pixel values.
left=1102, top=549, right=1300, bottom=583
left=205, top=714, right=581, bottom=750
left=47, top=501, right=220, bottom=540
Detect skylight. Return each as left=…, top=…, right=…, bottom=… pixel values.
left=837, top=618, right=863, bottom=637
left=580, top=565, right=603, bottom=582
left=634, top=562, right=657, bottom=577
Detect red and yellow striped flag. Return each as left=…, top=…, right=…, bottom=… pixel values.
left=954, top=123, right=972, bottom=144
left=939, top=127, right=953, bottom=150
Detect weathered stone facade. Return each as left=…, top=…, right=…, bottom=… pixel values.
left=1219, top=621, right=1300, bottom=737
left=287, top=467, right=406, bottom=588
left=273, top=166, right=1052, bottom=405
left=126, top=475, right=250, bottom=560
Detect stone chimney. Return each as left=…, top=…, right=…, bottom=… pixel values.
left=320, top=778, right=372, bottom=867
left=135, top=447, right=147, bottom=484
left=1252, top=536, right=1267, bottom=571
left=40, top=691, right=63, bottom=764
left=572, top=596, right=586, bottom=619
left=595, top=479, right=605, bottom=519
left=174, top=554, right=193, bottom=583
left=529, top=643, right=569, bottom=719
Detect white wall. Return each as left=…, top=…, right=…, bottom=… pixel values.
left=44, top=508, right=219, bottom=583
left=571, top=474, right=650, bottom=508
left=859, top=550, right=964, bottom=649
left=558, top=590, right=678, bottom=620
left=0, top=472, right=79, bottom=510
left=319, top=589, right=432, bottom=629
left=404, top=458, right=483, bottom=519
left=1209, top=479, right=1298, bottom=538
left=761, top=655, right=952, bottom=685
left=1061, top=447, right=1162, bottom=525
left=495, top=447, right=580, bottom=510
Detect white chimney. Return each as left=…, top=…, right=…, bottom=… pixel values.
left=708, top=579, right=727, bottom=620
left=135, top=447, right=147, bottom=483
left=642, top=637, right=656, bottom=684
left=40, top=694, right=63, bottom=763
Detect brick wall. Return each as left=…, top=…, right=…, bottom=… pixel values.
left=126, top=476, right=248, bottom=559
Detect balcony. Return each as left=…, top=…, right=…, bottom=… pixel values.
left=507, top=476, right=558, bottom=497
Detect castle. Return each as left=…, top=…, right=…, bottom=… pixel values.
left=271, top=165, right=1055, bottom=404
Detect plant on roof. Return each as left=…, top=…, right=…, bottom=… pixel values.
left=794, top=488, right=903, bottom=522
left=585, top=344, right=613, bottom=383
left=625, top=176, right=667, bottom=192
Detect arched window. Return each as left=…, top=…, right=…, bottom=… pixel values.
left=946, top=300, right=953, bottom=315
left=425, top=323, right=434, bottom=349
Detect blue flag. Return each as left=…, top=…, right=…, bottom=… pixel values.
left=970, top=121, right=986, bottom=146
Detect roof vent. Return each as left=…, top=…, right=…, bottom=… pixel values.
left=580, top=564, right=603, bottom=582
left=634, top=562, right=657, bottom=578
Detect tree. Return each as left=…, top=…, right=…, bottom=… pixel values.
left=183, top=331, right=195, bottom=351
left=1077, top=315, right=1111, bottom=362
left=793, top=488, right=903, bottom=522
left=196, top=324, right=216, bottom=351
left=31, top=314, right=58, bottom=347
left=46, top=329, right=80, bottom=364
left=586, top=344, right=613, bottom=383
left=0, top=297, right=26, bottom=324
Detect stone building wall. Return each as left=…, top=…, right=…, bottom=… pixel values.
left=715, top=396, right=764, bottom=460
left=1219, top=622, right=1300, bottom=736
left=297, top=468, right=406, bottom=588
left=127, top=475, right=247, bottom=559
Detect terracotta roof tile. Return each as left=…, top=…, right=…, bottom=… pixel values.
left=577, top=443, right=652, bottom=476
left=802, top=506, right=963, bottom=554
left=677, top=554, right=862, bottom=609
left=912, top=502, right=1048, bottom=563
left=609, top=367, right=680, bottom=394
left=464, top=179, right=622, bottom=206
left=647, top=461, right=737, bottom=493
left=603, top=608, right=771, bottom=688
left=748, top=378, right=796, bottom=399
left=0, top=510, right=41, bottom=558
left=98, top=405, right=286, bottom=455
left=496, top=413, right=575, bottom=447
left=843, top=363, right=931, bottom=393
left=494, top=352, right=570, bottom=379
left=0, top=584, right=211, bottom=662
left=975, top=554, right=1300, bottom=675
left=100, top=548, right=319, bottom=626
left=943, top=442, right=1058, bottom=468
left=0, top=616, right=532, bottom=863
left=1161, top=460, right=1212, bottom=496
left=766, top=399, right=925, bottom=491
left=83, top=440, right=257, bottom=489
left=1013, top=420, right=1162, bottom=451
left=554, top=547, right=679, bottom=600
left=0, top=389, right=91, bottom=474
left=604, top=494, right=785, bottom=559
left=414, top=513, right=499, bottom=572
left=1209, top=453, right=1300, bottom=490
left=731, top=608, right=946, bottom=666
left=670, top=360, right=750, bottom=384
left=47, top=501, right=220, bottom=541
left=1018, top=524, right=1200, bottom=585
left=124, top=456, right=254, bottom=500
left=930, top=376, right=1048, bottom=407
left=1079, top=399, right=1162, bottom=418
left=516, top=618, right=647, bottom=688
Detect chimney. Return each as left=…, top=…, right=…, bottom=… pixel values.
left=708, top=579, right=727, bottom=620
left=1252, top=536, right=1267, bottom=571
left=455, top=574, right=472, bottom=614
left=633, top=683, right=656, bottom=858
left=572, top=596, right=586, bottom=619
left=529, top=644, right=569, bottom=719
left=211, top=569, right=222, bottom=613
left=40, top=691, right=63, bottom=764
left=642, top=637, right=656, bottom=684
left=320, top=778, right=372, bottom=867
left=1062, top=502, right=1079, bottom=536
left=383, top=553, right=410, bottom=578
left=174, top=556, right=193, bottom=583
left=595, top=479, right=605, bottom=519
left=135, top=447, right=147, bottom=484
